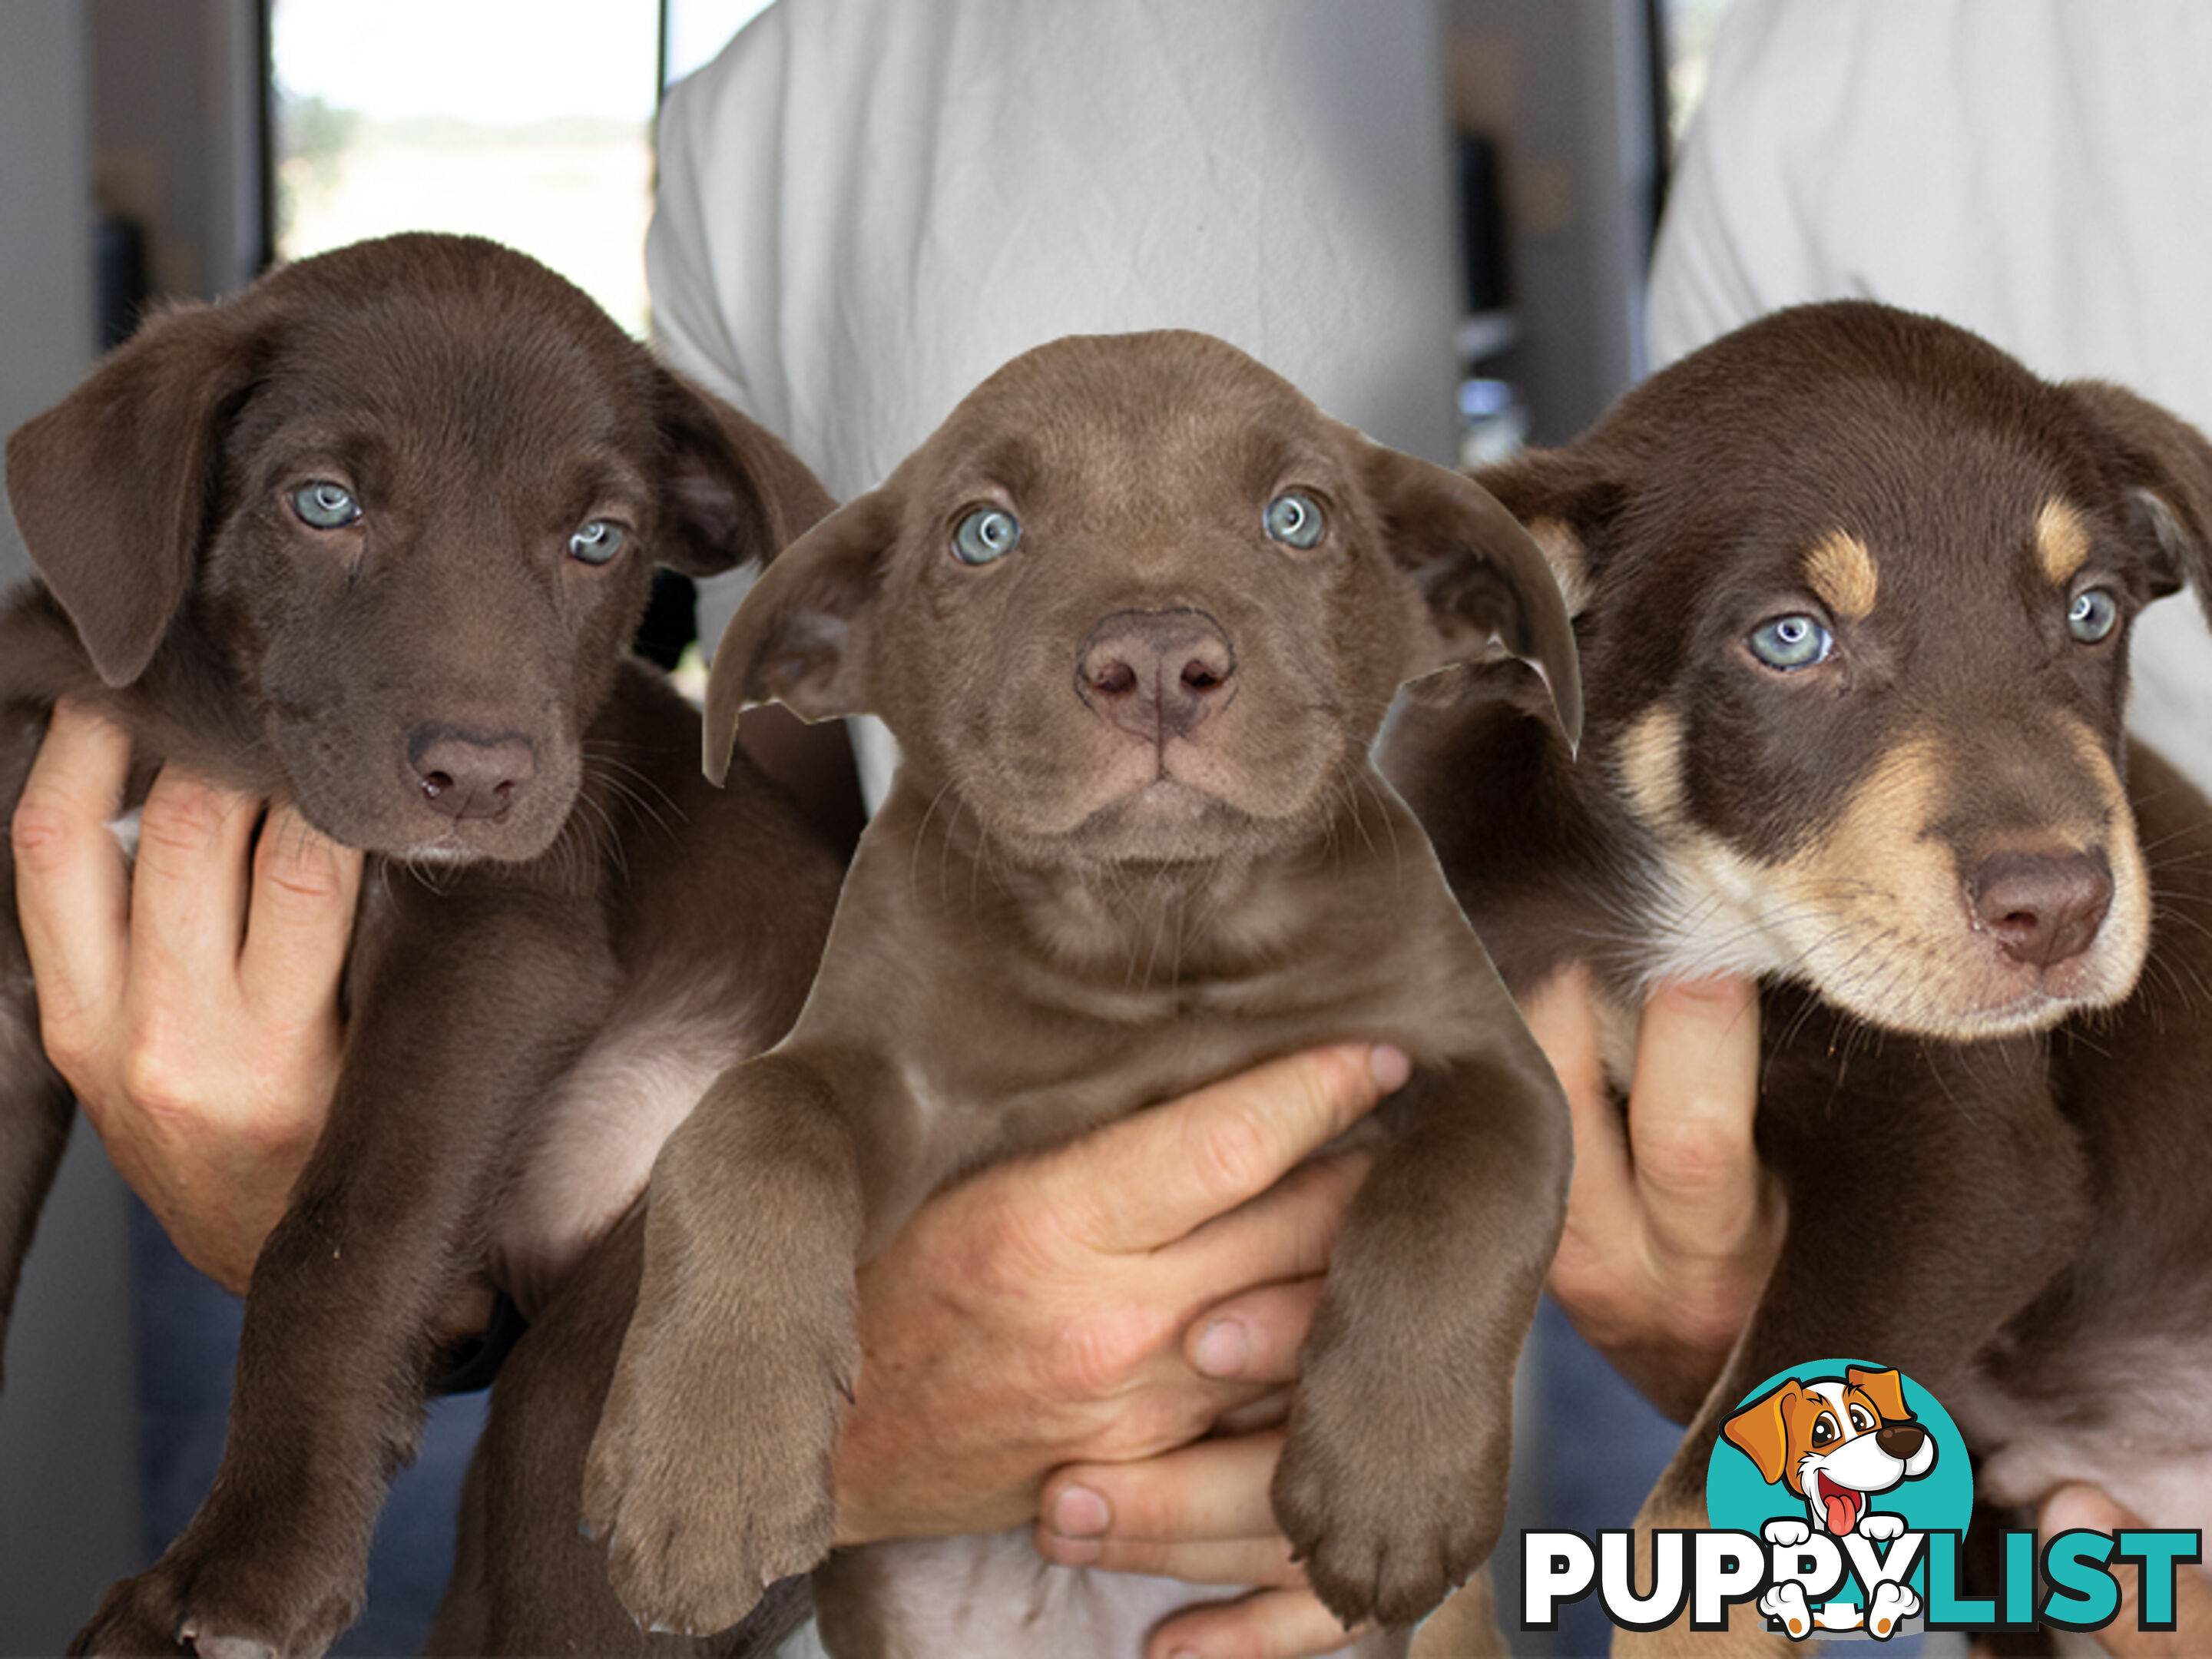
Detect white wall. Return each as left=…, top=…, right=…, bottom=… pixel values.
left=0, top=2, right=145, bottom=1644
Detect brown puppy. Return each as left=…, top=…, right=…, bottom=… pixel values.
left=0, top=233, right=844, bottom=1657
left=551, top=329, right=1579, bottom=1655
left=1383, top=301, right=2212, bottom=1649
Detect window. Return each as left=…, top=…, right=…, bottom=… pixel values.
left=267, top=0, right=774, bottom=337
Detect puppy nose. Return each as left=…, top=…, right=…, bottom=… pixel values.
left=1969, top=849, right=2113, bottom=967
left=409, top=726, right=536, bottom=820
left=1077, top=609, right=1237, bottom=742
left=1874, top=1421, right=1926, bottom=1461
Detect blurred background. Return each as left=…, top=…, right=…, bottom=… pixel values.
left=0, top=1, right=1727, bottom=1647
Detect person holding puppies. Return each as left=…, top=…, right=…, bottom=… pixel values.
left=12, top=3, right=1777, bottom=1654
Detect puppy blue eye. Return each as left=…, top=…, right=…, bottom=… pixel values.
left=2068, top=588, right=2118, bottom=643
left=569, top=521, right=624, bottom=565
left=954, top=507, right=1020, bottom=565
left=1748, top=614, right=1833, bottom=671
left=290, top=480, right=360, bottom=529
left=1263, top=491, right=1325, bottom=549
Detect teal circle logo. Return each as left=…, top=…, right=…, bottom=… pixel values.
left=1707, top=1359, right=1972, bottom=1639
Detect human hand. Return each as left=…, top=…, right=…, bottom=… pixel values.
left=830, top=1042, right=1404, bottom=1548
left=1526, top=965, right=1781, bottom=1421
left=2041, top=1486, right=2212, bottom=1657
left=11, top=699, right=359, bottom=1293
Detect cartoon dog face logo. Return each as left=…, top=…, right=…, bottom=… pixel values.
left=1723, top=1366, right=1938, bottom=1538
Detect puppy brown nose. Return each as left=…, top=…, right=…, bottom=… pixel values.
left=409, top=726, right=536, bottom=820
left=1077, top=609, right=1237, bottom=743
left=1969, top=849, right=2113, bottom=967
left=1874, top=1421, right=1926, bottom=1461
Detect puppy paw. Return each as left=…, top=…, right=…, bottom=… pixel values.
left=70, top=1551, right=356, bottom=1659
left=1761, top=1518, right=1811, bottom=1548
left=581, top=1283, right=855, bottom=1637
left=1856, top=1510, right=1905, bottom=1541
left=1758, top=1582, right=1814, bottom=1641
left=1271, top=1348, right=1506, bottom=1629
left=1866, top=1581, right=1919, bottom=1640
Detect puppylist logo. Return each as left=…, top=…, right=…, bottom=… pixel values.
left=1522, top=1359, right=2201, bottom=1641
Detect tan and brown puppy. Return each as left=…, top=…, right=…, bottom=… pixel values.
left=1384, top=301, right=2212, bottom=1651
left=557, top=329, right=1579, bottom=1656
left=0, top=233, right=844, bottom=1657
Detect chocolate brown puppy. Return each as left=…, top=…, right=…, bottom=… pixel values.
left=0, top=233, right=844, bottom=1657
left=569, top=329, right=1580, bottom=1654
left=1383, top=301, right=2212, bottom=1649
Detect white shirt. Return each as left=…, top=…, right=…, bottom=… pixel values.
left=651, top=0, right=1463, bottom=806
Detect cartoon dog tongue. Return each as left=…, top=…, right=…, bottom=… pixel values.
left=1816, top=1472, right=1865, bottom=1535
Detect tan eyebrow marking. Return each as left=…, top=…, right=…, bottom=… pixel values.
left=1803, top=531, right=1879, bottom=620
left=2038, top=498, right=2092, bottom=585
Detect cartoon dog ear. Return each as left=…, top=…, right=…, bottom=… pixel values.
left=701, top=481, right=901, bottom=783
left=647, top=366, right=836, bottom=578
left=2065, top=379, right=2212, bottom=628
left=3, top=301, right=263, bottom=687
left=1722, top=1380, right=1803, bottom=1488
left=1845, top=1366, right=1912, bottom=1423
left=1366, top=444, right=1583, bottom=752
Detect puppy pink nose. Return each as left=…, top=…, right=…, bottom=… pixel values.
left=1969, top=849, right=2113, bottom=967
left=1077, top=609, right=1236, bottom=742
left=409, top=726, right=536, bottom=820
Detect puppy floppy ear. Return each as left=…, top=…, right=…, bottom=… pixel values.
left=1368, top=444, right=1582, bottom=751
left=1473, top=447, right=1631, bottom=622
left=1845, top=1366, right=1912, bottom=1424
left=1722, top=1380, right=1802, bottom=1488
left=701, top=483, right=899, bottom=783
left=2065, top=379, right=2212, bottom=628
left=4, top=302, right=260, bottom=686
left=648, top=367, right=836, bottom=577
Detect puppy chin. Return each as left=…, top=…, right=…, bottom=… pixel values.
left=299, top=792, right=576, bottom=868
left=1059, top=783, right=1258, bottom=863
left=1812, top=926, right=2150, bottom=1043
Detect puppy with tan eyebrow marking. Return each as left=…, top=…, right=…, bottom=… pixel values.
left=465, top=329, right=1581, bottom=1657
left=1386, top=300, right=2212, bottom=1651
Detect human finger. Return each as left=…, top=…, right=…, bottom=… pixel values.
left=1184, top=1278, right=1329, bottom=1387
left=1518, top=963, right=1611, bottom=1105
left=239, top=801, right=362, bottom=1022
left=1624, top=975, right=1763, bottom=1257
left=12, top=699, right=133, bottom=1044
left=1168, top=1151, right=1366, bottom=1327
left=1041, top=1431, right=1286, bottom=1555
left=1147, top=1587, right=1375, bottom=1659
left=1055, top=1044, right=1408, bottom=1255
left=1525, top=966, right=1637, bottom=1296
left=127, top=763, right=257, bottom=995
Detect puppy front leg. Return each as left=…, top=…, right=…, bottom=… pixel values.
left=0, top=718, right=81, bottom=1381
left=583, top=1051, right=866, bottom=1640
left=1274, top=1044, right=1571, bottom=1633
left=72, top=898, right=615, bottom=1659
left=0, top=920, right=75, bottom=1387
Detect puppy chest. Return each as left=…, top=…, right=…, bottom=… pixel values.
left=1955, top=1337, right=2212, bottom=1538
left=491, top=999, right=764, bottom=1317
